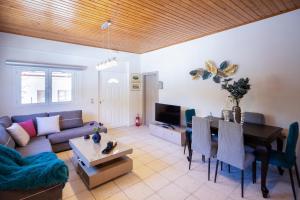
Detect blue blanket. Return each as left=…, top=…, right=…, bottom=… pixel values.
left=0, top=145, right=69, bottom=190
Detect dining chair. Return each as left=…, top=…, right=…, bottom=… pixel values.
left=243, top=112, right=265, bottom=124
left=254, top=122, right=300, bottom=200
left=214, top=120, right=256, bottom=198
left=189, top=117, right=217, bottom=180
left=184, top=109, right=196, bottom=154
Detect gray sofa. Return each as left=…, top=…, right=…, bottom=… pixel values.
left=0, top=110, right=107, bottom=200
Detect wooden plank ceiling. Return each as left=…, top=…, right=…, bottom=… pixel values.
left=0, top=0, right=299, bottom=54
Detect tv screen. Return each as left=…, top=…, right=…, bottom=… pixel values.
left=155, top=103, right=181, bottom=126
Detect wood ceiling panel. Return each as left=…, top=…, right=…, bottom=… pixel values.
left=0, top=0, right=299, bottom=53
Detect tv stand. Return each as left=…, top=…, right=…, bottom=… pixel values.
left=149, top=122, right=186, bottom=146
left=159, top=123, right=175, bottom=130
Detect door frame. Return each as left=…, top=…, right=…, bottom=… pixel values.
left=142, top=71, right=159, bottom=125
left=97, top=61, right=130, bottom=128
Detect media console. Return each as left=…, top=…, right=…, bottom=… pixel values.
left=149, top=122, right=186, bottom=146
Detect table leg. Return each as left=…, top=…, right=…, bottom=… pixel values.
left=277, top=137, right=284, bottom=175
left=261, top=145, right=271, bottom=198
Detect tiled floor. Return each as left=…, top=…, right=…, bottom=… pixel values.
left=58, top=126, right=299, bottom=200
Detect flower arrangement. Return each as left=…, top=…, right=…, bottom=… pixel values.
left=221, top=77, right=251, bottom=106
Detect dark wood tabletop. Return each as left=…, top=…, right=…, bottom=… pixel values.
left=209, top=117, right=283, bottom=145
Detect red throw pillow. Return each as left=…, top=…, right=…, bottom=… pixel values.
left=18, top=120, right=37, bottom=138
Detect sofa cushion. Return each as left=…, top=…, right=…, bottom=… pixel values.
left=36, top=115, right=60, bottom=136
left=0, top=125, right=15, bottom=148
left=18, top=119, right=37, bottom=138
left=16, top=136, right=52, bottom=157
left=49, top=110, right=83, bottom=130
left=48, top=121, right=105, bottom=144
left=12, top=113, right=49, bottom=130
left=7, top=123, right=30, bottom=147
left=0, top=116, right=12, bottom=128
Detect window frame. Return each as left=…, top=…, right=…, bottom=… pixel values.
left=15, top=67, right=76, bottom=106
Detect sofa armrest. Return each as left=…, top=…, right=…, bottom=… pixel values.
left=0, top=183, right=65, bottom=200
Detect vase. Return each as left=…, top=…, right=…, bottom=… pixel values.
left=92, top=132, right=101, bottom=143
left=233, top=106, right=241, bottom=123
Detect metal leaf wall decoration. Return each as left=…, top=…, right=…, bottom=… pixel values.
left=189, top=60, right=238, bottom=83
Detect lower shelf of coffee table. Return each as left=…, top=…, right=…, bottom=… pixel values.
left=72, top=155, right=133, bottom=189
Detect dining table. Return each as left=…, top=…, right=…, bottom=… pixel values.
left=186, top=117, right=283, bottom=198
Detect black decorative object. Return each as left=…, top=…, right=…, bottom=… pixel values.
left=92, top=132, right=101, bottom=143
left=221, top=77, right=251, bottom=123
left=102, top=141, right=117, bottom=154
left=84, top=135, right=90, bottom=139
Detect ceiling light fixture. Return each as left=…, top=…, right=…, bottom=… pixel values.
left=96, top=20, right=118, bottom=71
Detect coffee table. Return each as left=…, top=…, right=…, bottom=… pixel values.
left=69, top=135, right=133, bottom=189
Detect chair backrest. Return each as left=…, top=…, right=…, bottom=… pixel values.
left=217, top=120, right=245, bottom=169
left=185, top=109, right=196, bottom=125
left=285, top=122, right=299, bottom=163
left=192, top=117, right=212, bottom=157
left=243, top=112, right=265, bottom=125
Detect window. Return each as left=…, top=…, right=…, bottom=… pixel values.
left=21, top=71, right=46, bottom=104
left=19, top=69, right=74, bottom=105
left=51, top=72, right=72, bottom=102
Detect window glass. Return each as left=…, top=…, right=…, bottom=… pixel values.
left=51, top=72, right=72, bottom=102
left=21, top=71, right=46, bottom=104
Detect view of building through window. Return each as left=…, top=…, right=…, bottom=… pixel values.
left=21, top=71, right=46, bottom=104
left=52, top=72, right=72, bottom=102
left=20, top=70, right=72, bottom=104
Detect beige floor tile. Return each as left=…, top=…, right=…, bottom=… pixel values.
left=68, top=169, right=80, bottom=182
left=132, top=159, right=144, bottom=169
left=193, top=184, right=228, bottom=200
left=63, top=179, right=87, bottom=199
left=130, top=149, right=147, bottom=158
left=143, top=173, right=170, bottom=191
left=104, top=191, right=129, bottom=200
left=149, top=149, right=169, bottom=159
left=146, top=159, right=169, bottom=172
left=185, top=195, right=200, bottom=200
left=145, top=194, right=163, bottom=200
left=136, top=153, right=157, bottom=164
left=133, top=165, right=156, bottom=179
left=91, top=182, right=120, bottom=200
left=157, top=183, right=189, bottom=200
left=161, top=154, right=181, bottom=165
left=159, top=167, right=186, bottom=181
left=173, top=174, right=203, bottom=193
left=64, top=190, right=95, bottom=200
left=114, top=173, right=141, bottom=190
left=59, top=126, right=296, bottom=200
left=123, top=182, right=154, bottom=200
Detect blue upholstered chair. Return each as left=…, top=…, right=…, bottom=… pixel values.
left=259, top=122, right=300, bottom=200
left=184, top=109, right=195, bottom=154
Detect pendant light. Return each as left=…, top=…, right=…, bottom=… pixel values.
left=96, top=20, right=118, bottom=71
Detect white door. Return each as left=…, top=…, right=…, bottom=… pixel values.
left=99, top=65, right=129, bottom=128
left=143, top=73, right=159, bottom=126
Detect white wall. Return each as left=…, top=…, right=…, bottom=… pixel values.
left=141, top=10, right=300, bottom=164
left=0, top=32, right=142, bottom=125
left=141, top=10, right=300, bottom=133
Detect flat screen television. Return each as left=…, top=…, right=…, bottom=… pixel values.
left=155, top=103, right=181, bottom=126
